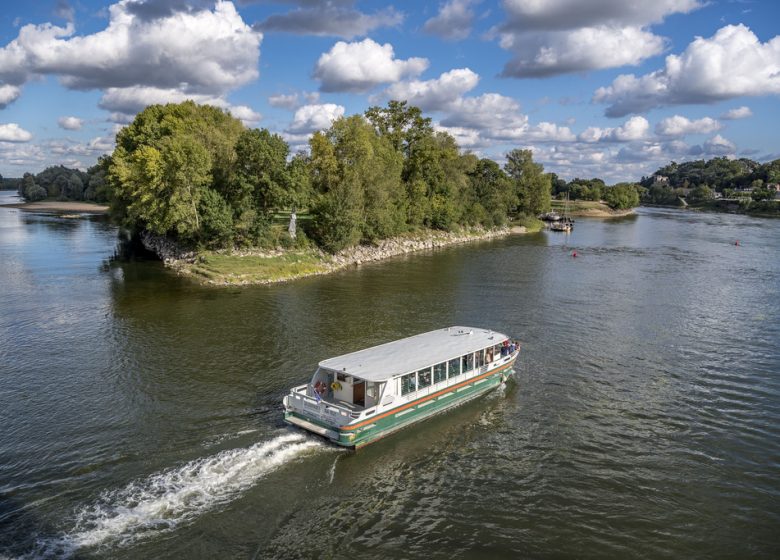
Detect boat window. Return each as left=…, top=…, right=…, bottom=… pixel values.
left=433, top=362, right=447, bottom=384
left=418, top=368, right=432, bottom=389
left=462, top=353, right=474, bottom=373
left=493, top=344, right=502, bottom=359
left=448, top=357, right=460, bottom=377
left=401, top=373, right=417, bottom=395
left=475, top=349, right=485, bottom=368
left=337, top=372, right=348, bottom=382
left=486, top=346, right=494, bottom=363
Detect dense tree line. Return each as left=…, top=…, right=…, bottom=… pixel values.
left=549, top=174, right=640, bottom=210
left=16, top=161, right=110, bottom=202
left=101, top=100, right=552, bottom=252
left=640, top=157, right=780, bottom=204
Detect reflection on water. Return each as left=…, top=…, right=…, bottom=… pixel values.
left=1, top=198, right=779, bottom=559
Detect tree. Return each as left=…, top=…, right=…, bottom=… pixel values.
left=111, top=134, right=212, bottom=240
left=604, top=183, right=640, bottom=209
left=688, top=184, right=714, bottom=203
left=310, top=115, right=406, bottom=251
left=466, top=159, right=516, bottom=227
left=232, top=128, right=289, bottom=215
left=505, top=149, right=551, bottom=215
left=20, top=173, right=47, bottom=201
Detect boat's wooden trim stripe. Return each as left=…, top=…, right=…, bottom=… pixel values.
left=341, top=358, right=516, bottom=431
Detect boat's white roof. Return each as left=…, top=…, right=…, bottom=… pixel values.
left=318, top=326, right=509, bottom=382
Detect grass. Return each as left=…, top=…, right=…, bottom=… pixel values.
left=187, top=250, right=330, bottom=284
left=511, top=215, right=545, bottom=232
left=551, top=199, right=608, bottom=210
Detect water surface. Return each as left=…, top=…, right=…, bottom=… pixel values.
left=1, top=192, right=778, bottom=558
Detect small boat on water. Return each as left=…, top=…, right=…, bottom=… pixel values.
left=549, top=194, right=574, bottom=232
left=283, top=326, right=520, bottom=448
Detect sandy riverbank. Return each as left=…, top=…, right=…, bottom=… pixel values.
left=1, top=201, right=109, bottom=214
left=568, top=207, right=635, bottom=218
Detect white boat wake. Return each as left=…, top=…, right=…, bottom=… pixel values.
left=59, top=432, right=323, bottom=551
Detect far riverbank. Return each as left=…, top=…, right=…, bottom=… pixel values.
left=550, top=199, right=635, bottom=218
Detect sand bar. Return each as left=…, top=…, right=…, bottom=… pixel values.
left=1, top=201, right=109, bottom=214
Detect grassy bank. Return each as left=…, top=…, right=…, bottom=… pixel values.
left=551, top=199, right=634, bottom=217
left=175, top=226, right=518, bottom=286
left=511, top=215, right=545, bottom=232
left=186, top=250, right=330, bottom=284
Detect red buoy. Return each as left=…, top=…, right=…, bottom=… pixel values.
left=572, top=250, right=578, bottom=258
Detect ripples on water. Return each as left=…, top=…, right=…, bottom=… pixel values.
left=1, top=199, right=779, bottom=559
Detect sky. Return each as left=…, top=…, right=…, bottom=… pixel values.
left=0, top=0, right=778, bottom=182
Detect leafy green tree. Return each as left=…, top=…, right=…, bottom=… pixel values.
left=688, top=184, right=714, bottom=203
left=752, top=187, right=776, bottom=202
left=111, top=135, right=212, bottom=240
left=505, top=149, right=551, bottom=215
left=604, top=183, right=640, bottom=209
left=466, top=159, right=516, bottom=227
left=20, top=173, right=47, bottom=201
left=232, top=128, right=289, bottom=215
left=198, top=187, right=234, bottom=247
left=310, top=115, right=406, bottom=251
left=84, top=156, right=111, bottom=202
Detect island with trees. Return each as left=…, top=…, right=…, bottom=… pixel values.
left=7, top=100, right=648, bottom=284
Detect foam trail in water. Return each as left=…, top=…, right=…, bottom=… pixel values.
left=328, top=456, right=339, bottom=485
left=64, top=432, right=321, bottom=550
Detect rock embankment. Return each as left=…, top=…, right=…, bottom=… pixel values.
left=140, top=231, right=196, bottom=264
left=329, top=227, right=510, bottom=268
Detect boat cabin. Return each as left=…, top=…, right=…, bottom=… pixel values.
left=287, top=327, right=517, bottom=424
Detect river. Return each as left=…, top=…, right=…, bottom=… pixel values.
left=1, top=190, right=778, bottom=559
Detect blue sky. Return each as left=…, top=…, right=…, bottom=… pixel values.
left=0, top=0, right=778, bottom=182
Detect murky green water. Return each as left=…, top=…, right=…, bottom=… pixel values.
left=1, top=190, right=779, bottom=559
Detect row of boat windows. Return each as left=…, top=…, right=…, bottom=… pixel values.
left=400, top=343, right=506, bottom=396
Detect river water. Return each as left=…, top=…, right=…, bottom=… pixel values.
left=1, top=190, right=778, bottom=559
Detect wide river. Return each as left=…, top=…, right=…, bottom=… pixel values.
left=1, top=190, right=778, bottom=559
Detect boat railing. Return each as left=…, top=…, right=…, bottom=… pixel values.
left=286, top=385, right=367, bottom=423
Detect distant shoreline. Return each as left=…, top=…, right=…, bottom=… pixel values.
left=550, top=199, right=635, bottom=218
left=0, top=200, right=109, bottom=214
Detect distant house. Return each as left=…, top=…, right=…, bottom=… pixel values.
left=651, top=175, right=669, bottom=185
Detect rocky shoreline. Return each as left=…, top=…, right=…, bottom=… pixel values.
left=328, top=227, right=517, bottom=268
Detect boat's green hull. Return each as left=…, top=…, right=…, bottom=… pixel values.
left=284, top=359, right=515, bottom=449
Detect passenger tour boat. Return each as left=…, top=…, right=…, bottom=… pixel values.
left=283, top=326, right=520, bottom=448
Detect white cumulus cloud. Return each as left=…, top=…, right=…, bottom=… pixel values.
left=495, top=0, right=701, bottom=77
left=702, top=134, right=736, bottom=155
left=655, top=115, right=720, bottom=136
left=381, top=68, right=479, bottom=111
left=423, top=0, right=479, bottom=41
left=720, top=106, right=753, bottom=120
left=578, top=116, right=649, bottom=142
left=0, top=1, right=261, bottom=114
left=500, top=25, right=666, bottom=78
left=57, top=116, right=83, bottom=131
left=0, top=85, right=21, bottom=109
left=287, top=103, right=345, bottom=135
left=313, top=38, right=429, bottom=92
left=0, top=123, right=33, bottom=142
left=593, top=24, right=780, bottom=116
left=98, top=85, right=261, bottom=126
